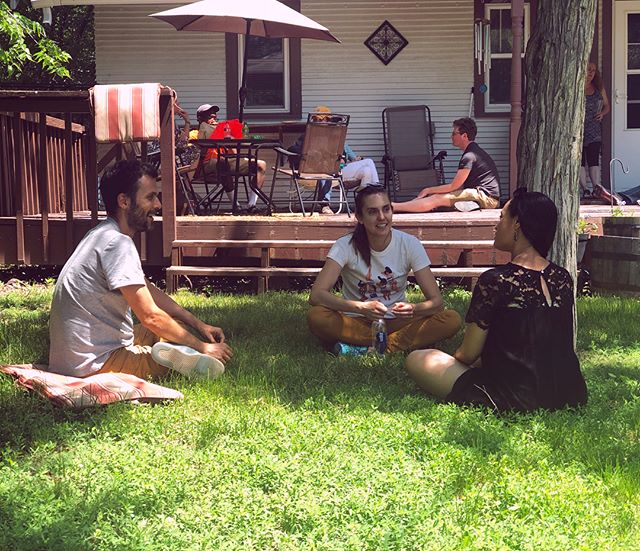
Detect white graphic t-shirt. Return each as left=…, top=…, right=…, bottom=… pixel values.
left=327, top=229, right=430, bottom=318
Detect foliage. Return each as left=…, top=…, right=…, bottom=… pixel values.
left=1, top=287, right=639, bottom=548
left=611, top=207, right=630, bottom=218
left=0, top=1, right=70, bottom=79
left=577, top=218, right=598, bottom=235
left=0, top=2, right=95, bottom=86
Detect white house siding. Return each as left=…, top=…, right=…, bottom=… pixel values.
left=94, top=4, right=228, bottom=120
left=299, top=0, right=510, bottom=194
left=94, top=1, right=511, bottom=194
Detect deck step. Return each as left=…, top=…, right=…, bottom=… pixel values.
left=171, top=239, right=496, bottom=250
left=165, top=265, right=490, bottom=292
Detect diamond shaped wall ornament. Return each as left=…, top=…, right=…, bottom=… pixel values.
left=364, top=20, right=408, bottom=66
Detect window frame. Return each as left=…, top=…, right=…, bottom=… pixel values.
left=225, top=0, right=301, bottom=121
left=237, top=36, right=291, bottom=114
left=473, top=0, right=537, bottom=118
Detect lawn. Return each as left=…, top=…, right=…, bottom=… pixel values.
left=0, top=285, right=639, bottom=550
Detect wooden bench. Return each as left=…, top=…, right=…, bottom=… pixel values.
left=166, top=239, right=496, bottom=293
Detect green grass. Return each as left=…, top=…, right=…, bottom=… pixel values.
left=1, top=286, right=639, bottom=550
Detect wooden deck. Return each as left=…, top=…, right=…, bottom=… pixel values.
left=1, top=204, right=636, bottom=267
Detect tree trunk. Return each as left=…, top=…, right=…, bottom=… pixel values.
left=517, top=0, right=597, bottom=277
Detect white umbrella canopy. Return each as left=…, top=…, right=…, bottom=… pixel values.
left=151, top=0, right=340, bottom=121
left=150, top=0, right=340, bottom=42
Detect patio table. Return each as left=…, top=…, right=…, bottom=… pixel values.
left=248, top=121, right=306, bottom=144
left=191, top=137, right=279, bottom=214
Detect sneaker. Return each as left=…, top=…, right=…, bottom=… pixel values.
left=320, top=205, right=335, bottom=215
left=454, top=201, right=480, bottom=212
left=333, top=342, right=369, bottom=356
left=151, top=342, right=225, bottom=380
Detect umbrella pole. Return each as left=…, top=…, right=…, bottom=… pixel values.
left=238, top=18, right=253, bottom=123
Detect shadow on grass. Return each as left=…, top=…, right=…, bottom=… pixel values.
left=2, top=290, right=640, bottom=502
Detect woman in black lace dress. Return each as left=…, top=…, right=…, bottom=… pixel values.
left=405, top=189, right=587, bottom=412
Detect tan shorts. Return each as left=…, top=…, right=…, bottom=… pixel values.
left=449, top=187, right=500, bottom=209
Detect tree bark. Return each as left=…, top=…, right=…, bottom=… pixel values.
left=517, top=0, right=598, bottom=277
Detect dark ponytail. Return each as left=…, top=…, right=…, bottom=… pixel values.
left=349, top=186, right=390, bottom=267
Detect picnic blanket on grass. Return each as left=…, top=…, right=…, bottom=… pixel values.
left=0, top=365, right=183, bottom=409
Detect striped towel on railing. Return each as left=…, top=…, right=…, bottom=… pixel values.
left=90, top=83, right=164, bottom=143
left=0, top=364, right=183, bottom=409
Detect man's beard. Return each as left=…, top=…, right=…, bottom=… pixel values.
left=127, top=203, right=154, bottom=233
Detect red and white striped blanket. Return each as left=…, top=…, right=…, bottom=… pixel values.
left=90, top=83, right=164, bottom=143
left=0, top=364, right=183, bottom=409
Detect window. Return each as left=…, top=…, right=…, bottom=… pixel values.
left=474, top=1, right=533, bottom=116
left=240, top=36, right=290, bottom=113
left=225, top=0, right=301, bottom=120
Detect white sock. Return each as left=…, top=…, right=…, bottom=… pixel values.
left=247, top=190, right=258, bottom=208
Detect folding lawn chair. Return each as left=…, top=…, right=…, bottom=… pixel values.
left=270, top=113, right=351, bottom=216
left=382, top=105, right=444, bottom=202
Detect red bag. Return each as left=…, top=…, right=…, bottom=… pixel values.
left=209, top=119, right=243, bottom=139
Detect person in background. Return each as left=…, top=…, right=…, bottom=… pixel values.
left=48, top=160, right=232, bottom=380
left=195, top=103, right=267, bottom=213
left=580, top=62, right=610, bottom=199
left=307, top=185, right=461, bottom=354
left=392, top=117, right=500, bottom=213
left=405, top=188, right=588, bottom=412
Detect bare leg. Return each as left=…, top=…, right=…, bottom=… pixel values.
left=256, top=160, right=266, bottom=189
left=392, top=193, right=452, bottom=213
left=405, top=349, right=469, bottom=399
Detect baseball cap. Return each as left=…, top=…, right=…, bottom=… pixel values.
left=196, top=104, right=220, bottom=117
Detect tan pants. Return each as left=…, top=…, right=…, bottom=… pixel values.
left=449, top=187, right=500, bottom=209
left=307, top=305, right=462, bottom=353
left=94, top=324, right=168, bottom=380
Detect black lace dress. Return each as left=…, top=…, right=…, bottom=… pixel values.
left=447, top=262, right=588, bottom=412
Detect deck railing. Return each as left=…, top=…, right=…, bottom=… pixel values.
left=0, top=89, right=176, bottom=264
left=0, top=112, right=89, bottom=216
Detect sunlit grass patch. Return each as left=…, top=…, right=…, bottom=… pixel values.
left=0, top=286, right=639, bottom=549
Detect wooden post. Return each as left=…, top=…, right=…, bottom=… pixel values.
left=13, top=113, right=25, bottom=264
left=64, top=114, right=74, bottom=255
left=38, top=113, right=49, bottom=262
left=85, top=114, right=98, bottom=226
left=259, top=246, right=272, bottom=293
left=509, top=0, right=524, bottom=196
left=160, top=92, right=176, bottom=259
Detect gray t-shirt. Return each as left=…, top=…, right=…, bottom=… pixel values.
left=48, top=218, right=146, bottom=376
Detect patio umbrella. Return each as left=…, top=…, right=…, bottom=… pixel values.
left=150, top=0, right=340, bottom=122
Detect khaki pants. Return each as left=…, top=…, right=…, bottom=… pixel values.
left=449, top=187, right=500, bottom=209
left=94, top=324, right=168, bottom=380
left=307, top=305, right=462, bottom=353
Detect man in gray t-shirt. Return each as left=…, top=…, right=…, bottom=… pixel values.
left=48, top=160, right=232, bottom=379
left=392, top=117, right=501, bottom=213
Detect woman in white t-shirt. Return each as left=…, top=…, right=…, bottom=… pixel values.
left=307, top=185, right=462, bottom=353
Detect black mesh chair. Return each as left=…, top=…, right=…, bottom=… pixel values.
left=382, top=105, right=444, bottom=202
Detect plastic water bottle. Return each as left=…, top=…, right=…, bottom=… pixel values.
left=371, top=319, right=387, bottom=354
